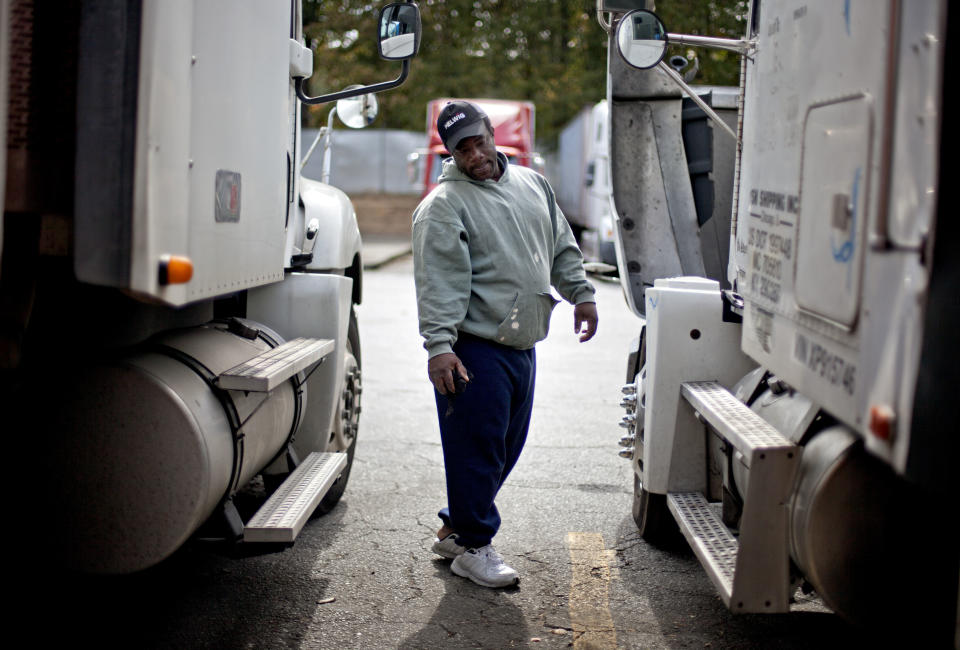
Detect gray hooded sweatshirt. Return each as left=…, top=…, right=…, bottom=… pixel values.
left=413, top=152, right=596, bottom=358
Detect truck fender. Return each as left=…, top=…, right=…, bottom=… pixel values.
left=246, top=272, right=353, bottom=461
left=642, top=277, right=755, bottom=494
left=298, top=177, right=362, bottom=272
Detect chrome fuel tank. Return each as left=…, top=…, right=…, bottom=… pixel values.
left=45, top=320, right=301, bottom=574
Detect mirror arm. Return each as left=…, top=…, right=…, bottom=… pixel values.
left=300, top=126, right=324, bottom=172
left=299, top=106, right=338, bottom=181
left=595, top=0, right=612, bottom=34
left=319, top=106, right=338, bottom=183
left=657, top=61, right=739, bottom=143
left=666, top=33, right=754, bottom=54
left=296, top=59, right=410, bottom=106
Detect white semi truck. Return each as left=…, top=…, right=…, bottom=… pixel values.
left=553, top=100, right=618, bottom=267
left=0, top=0, right=420, bottom=574
left=598, top=0, right=959, bottom=641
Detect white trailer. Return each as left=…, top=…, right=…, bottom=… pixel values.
left=553, top=100, right=618, bottom=267
left=0, top=0, right=420, bottom=574
left=599, top=0, right=958, bottom=641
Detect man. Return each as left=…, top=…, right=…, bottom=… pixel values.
left=412, top=100, right=599, bottom=588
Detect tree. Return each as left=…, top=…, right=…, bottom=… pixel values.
left=653, top=0, right=749, bottom=86
left=302, top=1, right=745, bottom=144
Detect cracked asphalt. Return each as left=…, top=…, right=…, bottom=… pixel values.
left=29, top=255, right=883, bottom=649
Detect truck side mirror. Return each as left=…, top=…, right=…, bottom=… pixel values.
left=378, top=3, right=422, bottom=60
left=296, top=3, right=420, bottom=106
left=616, top=9, right=667, bottom=70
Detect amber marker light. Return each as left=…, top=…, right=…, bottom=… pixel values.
left=158, top=255, right=194, bottom=285
left=868, top=404, right=895, bottom=441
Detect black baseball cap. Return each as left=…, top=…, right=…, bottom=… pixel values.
left=437, top=101, right=489, bottom=153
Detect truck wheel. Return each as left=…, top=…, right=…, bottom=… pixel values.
left=632, top=472, right=679, bottom=547
left=315, top=308, right=361, bottom=514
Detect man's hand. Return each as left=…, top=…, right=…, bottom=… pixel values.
left=428, top=352, right=470, bottom=395
left=574, top=302, right=599, bottom=342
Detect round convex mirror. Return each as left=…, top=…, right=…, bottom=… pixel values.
left=336, top=86, right=379, bottom=129
left=616, top=9, right=668, bottom=70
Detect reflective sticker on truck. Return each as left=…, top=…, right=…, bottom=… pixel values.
left=215, top=170, right=242, bottom=223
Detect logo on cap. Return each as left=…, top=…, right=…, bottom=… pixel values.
left=444, top=113, right=467, bottom=130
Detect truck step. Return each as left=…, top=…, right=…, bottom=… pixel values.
left=244, top=451, right=348, bottom=543
left=667, top=492, right=737, bottom=602
left=681, top=381, right=795, bottom=466
left=219, top=337, right=334, bottom=392
left=673, top=381, right=800, bottom=612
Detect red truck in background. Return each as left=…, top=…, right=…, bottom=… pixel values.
left=410, top=98, right=542, bottom=198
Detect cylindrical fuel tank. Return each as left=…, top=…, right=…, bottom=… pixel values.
left=44, top=321, right=301, bottom=574
left=789, top=426, right=958, bottom=631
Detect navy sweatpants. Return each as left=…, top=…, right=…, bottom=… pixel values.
left=434, top=333, right=536, bottom=549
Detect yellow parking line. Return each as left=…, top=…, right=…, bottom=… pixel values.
left=567, top=532, right=617, bottom=649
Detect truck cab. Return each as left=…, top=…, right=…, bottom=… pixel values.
left=1, top=0, right=420, bottom=574
left=600, top=0, right=959, bottom=640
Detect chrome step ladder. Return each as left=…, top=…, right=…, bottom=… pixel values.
left=669, top=381, right=801, bottom=613
left=218, top=337, right=334, bottom=392
left=244, top=451, right=348, bottom=543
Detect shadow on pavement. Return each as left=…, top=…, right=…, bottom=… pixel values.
left=612, top=512, right=958, bottom=648
left=18, top=502, right=350, bottom=649
left=398, top=558, right=529, bottom=649
left=611, top=514, right=871, bottom=649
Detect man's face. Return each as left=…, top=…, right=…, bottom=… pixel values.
left=452, top=128, right=500, bottom=181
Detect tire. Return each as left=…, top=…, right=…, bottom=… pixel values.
left=314, top=308, right=361, bottom=515
left=628, top=328, right=678, bottom=545
left=632, top=470, right=679, bottom=548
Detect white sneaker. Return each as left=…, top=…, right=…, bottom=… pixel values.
left=431, top=533, right=465, bottom=559
left=451, top=544, right=519, bottom=588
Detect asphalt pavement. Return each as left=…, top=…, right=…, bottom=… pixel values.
left=19, top=251, right=910, bottom=650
